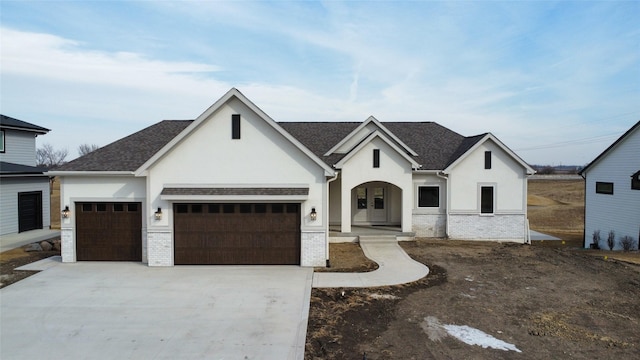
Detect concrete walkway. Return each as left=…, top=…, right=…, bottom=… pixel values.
left=0, top=229, right=60, bottom=252
left=313, top=236, right=429, bottom=288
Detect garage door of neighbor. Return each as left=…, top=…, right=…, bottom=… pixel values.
left=75, top=202, right=142, bottom=261
left=174, top=203, right=301, bottom=265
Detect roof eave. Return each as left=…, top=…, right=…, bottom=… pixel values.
left=47, top=171, right=136, bottom=176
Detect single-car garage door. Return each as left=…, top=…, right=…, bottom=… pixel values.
left=174, top=203, right=300, bottom=265
left=75, top=202, right=142, bottom=261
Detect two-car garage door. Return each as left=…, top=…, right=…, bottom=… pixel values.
left=74, top=202, right=301, bottom=265
left=174, top=203, right=301, bottom=265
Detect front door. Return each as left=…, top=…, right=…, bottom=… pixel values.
left=353, top=185, right=387, bottom=224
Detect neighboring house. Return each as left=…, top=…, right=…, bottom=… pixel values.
left=51, top=88, right=534, bottom=267
left=0, top=115, right=51, bottom=236
left=579, top=121, right=640, bottom=250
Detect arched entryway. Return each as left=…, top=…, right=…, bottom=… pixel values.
left=351, top=181, right=401, bottom=227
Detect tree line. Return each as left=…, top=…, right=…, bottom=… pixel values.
left=37, top=143, right=100, bottom=169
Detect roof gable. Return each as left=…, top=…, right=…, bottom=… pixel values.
left=443, top=133, right=535, bottom=175
left=0, top=115, right=50, bottom=134
left=323, top=116, right=418, bottom=157
left=334, top=130, right=421, bottom=169
left=134, top=88, right=335, bottom=177
left=579, top=120, right=640, bottom=176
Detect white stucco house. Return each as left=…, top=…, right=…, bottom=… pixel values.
left=51, top=88, right=534, bottom=267
left=0, top=115, right=51, bottom=236
left=580, top=120, right=640, bottom=250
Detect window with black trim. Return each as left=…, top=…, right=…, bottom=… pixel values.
left=484, top=151, right=491, bottom=169
left=632, top=171, right=640, bottom=190
left=418, top=186, right=439, bottom=207
left=480, top=186, right=494, bottom=214
left=0, top=130, right=5, bottom=153
left=595, top=182, right=614, bottom=195
left=232, top=114, right=241, bottom=139
left=373, top=149, right=380, bottom=168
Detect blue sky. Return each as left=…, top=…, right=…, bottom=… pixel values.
left=1, top=0, right=638, bottom=165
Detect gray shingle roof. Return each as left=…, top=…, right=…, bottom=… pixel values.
left=0, top=161, right=47, bottom=175
left=55, top=119, right=486, bottom=172
left=161, top=187, right=309, bottom=196
left=0, top=114, right=50, bottom=134
left=55, top=120, right=192, bottom=171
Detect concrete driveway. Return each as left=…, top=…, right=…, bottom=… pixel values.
left=0, top=260, right=313, bottom=360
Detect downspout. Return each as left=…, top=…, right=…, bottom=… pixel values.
left=325, top=171, right=340, bottom=268
left=436, top=171, right=450, bottom=238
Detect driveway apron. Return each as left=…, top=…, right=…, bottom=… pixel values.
left=0, top=261, right=313, bottom=360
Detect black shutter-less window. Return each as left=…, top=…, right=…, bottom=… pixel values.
left=232, top=114, right=241, bottom=139
left=373, top=149, right=380, bottom=168
left=485, top=151, right=492, bottom=169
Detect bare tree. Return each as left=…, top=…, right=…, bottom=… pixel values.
left=78, top=143, right=100, bottom=156
left=36, top=143, right=68, bottom=168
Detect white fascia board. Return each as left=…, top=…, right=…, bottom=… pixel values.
left=46, top=171, right=135, bottom=176
left=334, top=130, right=421, bottom=169
left=162, top=183, right=310, bottom=188
left=134, top=88, right=335, bottom=178
left=443, top=133, right=535, bottom=175
left=324, top=116, right=419, bottom=157
left=413, top=169, right=442, bottom=174
left=0, top=125, right=49, bottom=135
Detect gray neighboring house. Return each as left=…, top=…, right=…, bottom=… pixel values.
left=0, top=115, right=51, bottom=236
left=579, top=120, right=640, bottom=249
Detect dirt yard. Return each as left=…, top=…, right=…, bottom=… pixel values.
left=306, top=179, right=640, bottom=359
left=0, top=246, right=60, bottom=289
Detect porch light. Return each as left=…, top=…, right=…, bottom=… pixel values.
left=61, top=206, right=70, bottom=218
left=154, top=207, right=162, bottom=220
left=310, top=207, right=317, bottom=221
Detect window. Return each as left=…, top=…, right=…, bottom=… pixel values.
left=114, top=204, right=124, bottom=212
left=480, top=186, right=494, bottom=214
left=232, top=114, right=241, bottom=139
left=222, top=204, right=235, bottom=213
left=96, top=204, right=107, bottom=212
left=632, top=171, right=640, bottom=190
left=191, top=204, right=203, bottom=213
left=0, top=130, right=4, bottom=153
left=595, top=182, right=614, bottom=195
left=127, top=203, right=138, bottom=212
left=357, top=188, right=367, bottom=209
left=208, top=204, right=220, bottom=213
left=272, top=204, right=284, bottom=213
left=373, top=149, right=380, bottom=168
left=82, top=204, right=93, bottom=212
left=176, top=204, right=188, bottom=213
left=240, top=204, right=252, bottom=213
left=484, top=151, right=491, bottom=169
left=418, top=186, right=439, bottom=207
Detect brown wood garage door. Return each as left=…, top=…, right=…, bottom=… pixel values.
left=75, top=202, right=142, bottom=261
left=174, top=203, right=301, bottom=265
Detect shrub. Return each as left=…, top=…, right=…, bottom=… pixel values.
left=591, top=230, right=601, bottom=249
left=619, top=236, right=637, bottom=252
left=607, top=230, right=615, bottom=251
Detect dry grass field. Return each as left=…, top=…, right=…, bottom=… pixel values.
left=527, top=178, right=584, bottom=244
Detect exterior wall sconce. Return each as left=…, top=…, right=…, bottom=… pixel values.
left=154, top=207, right=162, bottom=220
left=310, top=207, right=317, bottom=221
left=61, top=206, right=70, bottom=218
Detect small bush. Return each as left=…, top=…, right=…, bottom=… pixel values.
left=591, top=230, right=601, bottom=249
left=607, top=230, right=615, bottom=250
left=619, top=236, right=637, bottom=252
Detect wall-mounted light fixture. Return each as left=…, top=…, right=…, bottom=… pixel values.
left=154, top=207, right=162, bottom=220
left=310, top=207, right=317, bottom=221
left=61, top=206, right=70, bottom=218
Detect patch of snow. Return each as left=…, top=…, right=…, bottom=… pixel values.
left=368, top=293, right=400, bottom=300
left=443, top=324, right=522, bottom=353
left=465, top=276, right=474, bottom=282
left=420, top=316, right=521, bottom=353
left=420, top=316, right=448, bottom=342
